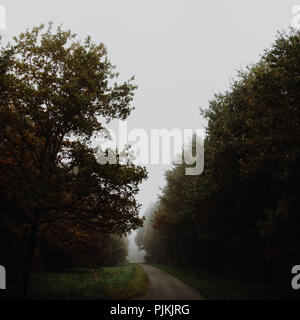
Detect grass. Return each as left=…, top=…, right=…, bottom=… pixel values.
left=4, top=263, right=149, bottom=300
left=151, top=264, right=296, bottom=300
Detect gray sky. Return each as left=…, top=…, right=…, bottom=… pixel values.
left=0, top=0, right=297, bottom=216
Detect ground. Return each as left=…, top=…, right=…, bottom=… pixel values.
left=3, top=263, right=293, bottom=300
left=137, top=264, right=204, bottom=300
left=150, top=264, right=296, bottom=300
left=3, top=263, right=148, bottom=300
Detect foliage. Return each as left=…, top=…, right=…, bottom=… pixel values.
left=0, top=23, right=147, bottom=295
left=136, top=29, right=300, bottom=284
left=2, top=264, right=149, bottom=300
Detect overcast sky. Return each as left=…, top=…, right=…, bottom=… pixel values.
left=0, top=0, right=297, bottom=217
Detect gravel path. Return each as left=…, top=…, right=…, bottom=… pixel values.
left=137, top=264, right=205, bottom=300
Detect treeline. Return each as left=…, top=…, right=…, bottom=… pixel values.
left=1, top=217, right=128, bottom=277
left=136, top=29, right=300, bottom=283
left=0, top=24, right=147, bottom=297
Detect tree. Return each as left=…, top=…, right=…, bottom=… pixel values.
left=37, top=223, right=129, bottom=270
left=201, top=28, right=300, bottom=277
left=139, top=28, right=300, bottom=283
left=0, top=23, right=147, bottom=297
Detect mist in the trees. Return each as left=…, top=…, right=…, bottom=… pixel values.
left=127, top=232, right=145, bottom=263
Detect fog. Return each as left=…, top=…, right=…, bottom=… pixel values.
left=1, top=0, right=296, bottom=253
left=127, top=232, right=145, bottom=263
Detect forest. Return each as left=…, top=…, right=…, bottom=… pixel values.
left=0, top=22, right=299, bottom=300
left=0, top=24, right=147, bottom=298
left=136, top=28, right=300, bottom=293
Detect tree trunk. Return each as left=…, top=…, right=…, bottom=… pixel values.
left=20, top=224, right=38, bottom=299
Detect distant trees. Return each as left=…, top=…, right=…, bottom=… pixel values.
left=136, top=29, right=300, bottom=282
left=135, top=202, right=163, bottom=263
left=38, top=227, right=128, bottom=271
left=0, top=24, right=147, bottom=297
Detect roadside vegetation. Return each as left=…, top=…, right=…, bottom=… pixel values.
left=4, top=263, right=149, bottom=300
left=0, top=23, right=147, bottom=298
left=151, top=264, right=296, bottom=300
left=136, top=29, right=300, bottom=299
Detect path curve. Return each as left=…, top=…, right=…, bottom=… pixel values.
left=137, top=264, right=205, bottom=300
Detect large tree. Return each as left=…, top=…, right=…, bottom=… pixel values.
left=0, top=24, right=147, bottom=297
left=139, top=28, right=300, bottom=284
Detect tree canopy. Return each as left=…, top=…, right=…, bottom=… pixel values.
left=136, top=29, right=300, bottom=282
left=0, top=24, right=147, bottom=296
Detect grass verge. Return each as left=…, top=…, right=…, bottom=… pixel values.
left=150, top=264, right=295, bottom=300
left=4, top=263, right=149, bottom=300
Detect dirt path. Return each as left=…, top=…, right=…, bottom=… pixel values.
left=137, top=264, right=205, bottom=300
